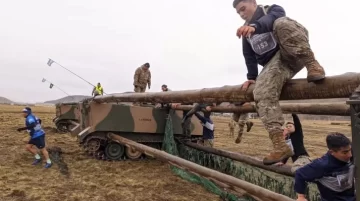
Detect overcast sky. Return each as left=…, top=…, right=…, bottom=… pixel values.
left=0, top=0, right=358, bottom=102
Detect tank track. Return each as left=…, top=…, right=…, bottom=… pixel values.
left=81, top=134, right=162, bottom=161
left=80, top=133, right=201, bottom=162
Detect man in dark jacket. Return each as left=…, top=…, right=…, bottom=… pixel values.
left=233, top=0, right=326, bottom=165
left=194, top=111, right=214, bottom=147
left=294, top=132, right=354, bottom=201
left=276, top=114, right=311, bottom=173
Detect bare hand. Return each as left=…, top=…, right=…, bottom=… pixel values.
left=241, top=80, right=255, bottom=91
left=242, top=102, right=250, bottom=106
left=205, top=106, right=211, bottom=112
left=171, top=103, right=180, bottom=109
left=296, top=195, right=307, bottom=201
left=236, top=26, right=256, bottom=38
left=283, top=128, right=289, bottom=138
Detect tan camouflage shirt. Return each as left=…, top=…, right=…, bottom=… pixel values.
left=133, top=66, right=151, bottom=88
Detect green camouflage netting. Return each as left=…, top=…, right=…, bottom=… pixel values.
left=162, top=110, right=322, bottom=200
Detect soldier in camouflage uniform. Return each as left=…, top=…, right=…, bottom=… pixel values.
left=228, top=119, right=236, bottom=137
left=133, top=63, right=151, bottom=93
left=231, top=102, right=254, bottom=144
left=233, top=0, right=326, bottom=165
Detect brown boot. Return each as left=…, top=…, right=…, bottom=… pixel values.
left=303, top=51, right=325, bottom=82
left=263, top=131, right=294, bottom=165
left=235, top=134, right=242, bottom=144
left=246, top=121, right=253, bottom=132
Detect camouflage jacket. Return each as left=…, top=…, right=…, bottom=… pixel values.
left=133, top=66, right=151, bottom=88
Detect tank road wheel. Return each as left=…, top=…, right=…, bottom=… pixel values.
left=105, top=142, right=125, bottom=160
left=56, top=122, right=68, bottom=134
left=125, top=147, right=142, bottom=160
left=85, top=138, right=101, bottom=153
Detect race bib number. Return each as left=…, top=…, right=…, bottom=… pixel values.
left=248, top=32, right=277, bottom=55
left=285, top=139, right=294, bottom=152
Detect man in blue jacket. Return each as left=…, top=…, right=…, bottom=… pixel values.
left=17, top=107, right=52, bottom=168
left=294, top=132, right=354, bottom=201
left=194, top=111, right=214, bottom=147
left=232, top=0, right=326, bottom=165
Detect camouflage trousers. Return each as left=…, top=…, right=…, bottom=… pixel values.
left=291, top=155, right=312, bottom=173
left=134, top=86, right=146, bottom=93
left=134, top=86, right=146, bottom=105
left=232, top=113, right=249, bottom=135
left=253, top=17, right=309, bottom=137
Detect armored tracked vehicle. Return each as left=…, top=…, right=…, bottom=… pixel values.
left=53, top=102, right=81, bottom=133
left=54, top=100, right=204, bottom=161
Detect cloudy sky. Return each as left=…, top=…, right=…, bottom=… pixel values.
left=0, top=0, right=358, bottom=102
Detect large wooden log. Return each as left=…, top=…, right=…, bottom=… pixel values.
left=174, top=103, right=350, bottom=116
left=181, top=141, right=294, bottom=177
left=94, top=72, right=360, bottom=104
left=108, top=134, right=294, bottom=201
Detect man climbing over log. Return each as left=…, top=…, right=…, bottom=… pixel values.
left=230, top=102, right=254, bottom=144
left=275, top=114, right=311, bottom=173
left=194, top=111, right=214, bottom=147
left=233, top=0, right=326, bottom=165
left=294, top=133, right=354, bottom=201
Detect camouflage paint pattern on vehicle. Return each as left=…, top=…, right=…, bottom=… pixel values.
left=53, top=102, right=79, bottom=123
left=76, top=102, right=203, bottom=143
left=53, top=102, right=82, bottom=133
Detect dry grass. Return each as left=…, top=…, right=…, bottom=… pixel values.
left=0, top=105, right=352, bottom=201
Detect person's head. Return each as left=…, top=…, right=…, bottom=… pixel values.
left=233, top=0, right=258, bottom=22
left=22, top=107, right=32, bottom=118
left=285, top=122, right=295, bottom=133
left=161, top=84, right=168, bottom=91
left=326, top=132, right=352, bottom=162
left=142, top=63, right=150, bottom=71
left=97, top=82, right=101, bottom=87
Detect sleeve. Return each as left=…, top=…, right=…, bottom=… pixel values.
left=25, top=117, right=37, bottom=129
left=294, top=159, right=325, bottom=194
left=133, top=68, right=140, bottom=86
left=292, top=114, right=303, bottom=134
left=242, top=37, right=258, bottom=80
left=194, top=112, right=207, bottom=124
left=253, top=5, right=286, bottom=34
left=147, top=71, right=151, bottom=87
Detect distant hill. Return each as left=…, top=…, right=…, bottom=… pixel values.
left=0, top=96, right=14, bottom=104
left=44, top=95, right=91, bottom=104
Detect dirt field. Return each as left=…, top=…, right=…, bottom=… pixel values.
left=0, top=105, right=352, bottom=201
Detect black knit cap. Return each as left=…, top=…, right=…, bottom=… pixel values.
left=144, top=63, right=150, bottom=68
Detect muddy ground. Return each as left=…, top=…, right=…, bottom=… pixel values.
left=0, top=105, right=352, bottom=201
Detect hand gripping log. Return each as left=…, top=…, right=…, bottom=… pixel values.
left=94, top=72, right=360, bottom=104
left=108, top=133, right=295, bottom=201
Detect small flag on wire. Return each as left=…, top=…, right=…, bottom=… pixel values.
left=50, top=83, right=54, bottom=89
left=47, top=58, right=55, bottom=66
left=42, top=78, right=46, bottom=82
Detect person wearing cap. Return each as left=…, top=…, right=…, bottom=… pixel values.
left=133, top=63, right=151, bottom=93
left=17, top=107, right=52, bottom=168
